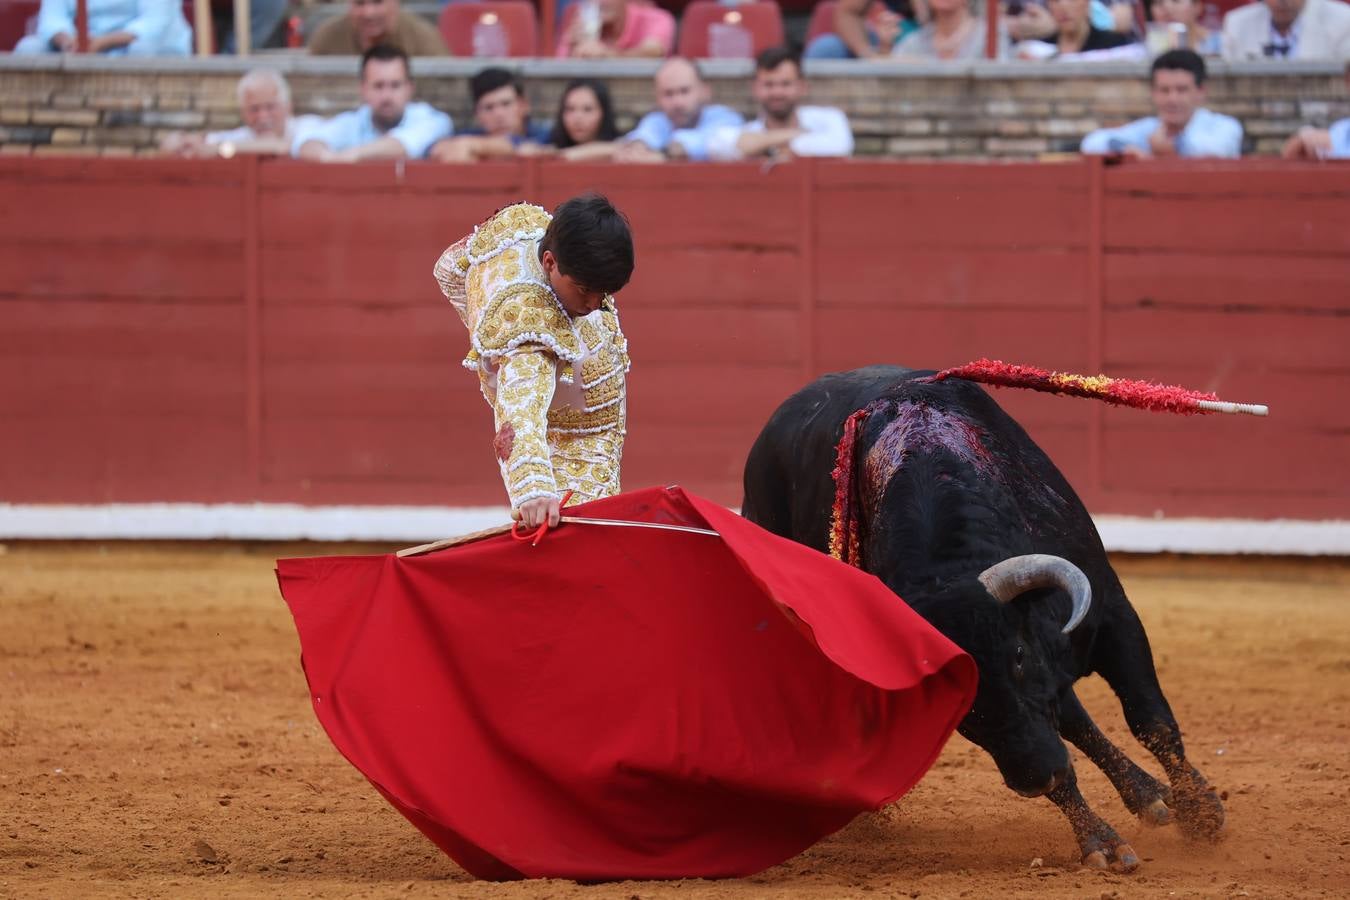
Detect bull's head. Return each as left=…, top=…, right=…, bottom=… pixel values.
left=924, top=554, right=1092, bottom=798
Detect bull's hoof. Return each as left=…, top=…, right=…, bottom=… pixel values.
left=1174, top=786, right=1225, bottom=841
left=1138, top=797, right=1172, bottom=827
left=1081, top=840, right=1140, bottom=874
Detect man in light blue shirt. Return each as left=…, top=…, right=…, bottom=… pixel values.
left=14, top=0, right=190, bottom=55
left=294, top=45, right=452, bottom=162
left=616, top=57, right=743, bottom=162
left=1081, top=50, right=1243, bottom=159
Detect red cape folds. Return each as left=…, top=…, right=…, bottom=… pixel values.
left=276, top=486, right=977, bottom=881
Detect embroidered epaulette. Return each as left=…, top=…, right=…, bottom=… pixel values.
left=467, top=203, right=551, bottom=265
left=472, top=283, right=583, bottom=363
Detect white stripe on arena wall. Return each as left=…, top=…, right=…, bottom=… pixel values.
left=0, top=504, right=1347, bottom=556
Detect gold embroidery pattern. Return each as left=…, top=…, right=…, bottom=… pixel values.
left=435, top=202, right=629, bottom=509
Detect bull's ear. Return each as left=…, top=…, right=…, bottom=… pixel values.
left=978, top=555, right=1092, bottom=635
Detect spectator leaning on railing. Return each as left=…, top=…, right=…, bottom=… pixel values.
left=160, top=70, right=322, bottom=158
left=428, top=68, right=553, bottom=162
left=13, top=0, right=190, bottom=55
left=308, top=0, right=447, bottom=57
left=550, top=79, right=621, bottom=151
left=555, top=0, right=675, bottom=59
left=614, top=57, right=744, bottom=163
left=294, top=45, right=452, bottom=162
left=1080, top=49, right=1242, bottom=158
left=1283, top=63, right=1350, bottom=158
left=1221, top=0, right=1350, bottom=61
left=708, top=47, right=853, bottom=161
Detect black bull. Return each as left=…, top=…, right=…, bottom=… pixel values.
left=742, top=365, right=1224, bottom=871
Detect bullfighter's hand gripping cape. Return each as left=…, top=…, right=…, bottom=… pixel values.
left=276, top=486, right=978, bottom=881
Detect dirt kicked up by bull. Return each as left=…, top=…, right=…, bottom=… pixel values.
left=742, top=365, right=1228, bottom=873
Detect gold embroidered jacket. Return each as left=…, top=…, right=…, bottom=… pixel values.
left=434, top=203, right=630, bottom=508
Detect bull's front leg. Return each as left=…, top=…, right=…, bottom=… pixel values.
left=1093, top=607, right=1225, bottom=841
left=1046, top=764, right=1141, bottom=872
left=1058, top=689, right=1172, bottom=826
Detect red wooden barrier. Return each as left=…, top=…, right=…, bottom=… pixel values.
left=1, top=157, right=1346, bottom=519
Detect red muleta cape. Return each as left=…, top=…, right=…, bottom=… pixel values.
left=276, top=486, right=976, bottom=881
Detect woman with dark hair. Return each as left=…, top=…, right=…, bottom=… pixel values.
left=550, top=79, right=620, bottom=150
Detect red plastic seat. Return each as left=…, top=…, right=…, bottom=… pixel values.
left=805, top=0, right=838, bottom=44
left=0, top=0, right=41, bottom=51
left=676, top=1, right=785, bottom=59
left=438, top=1, right=539, bottom=57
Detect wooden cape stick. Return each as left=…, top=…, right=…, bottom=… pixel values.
left=397, top=517, right=718, bottom=558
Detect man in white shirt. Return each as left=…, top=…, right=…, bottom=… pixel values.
left=1222, top=0, right=1350, bottom=61
left=294, top=45, right=452, bottom=162
left=160, top=70, right=319, bottom=158
left=1080, top=49, right=1243, bottom=158
left=708, top=47, right=853, bottom=162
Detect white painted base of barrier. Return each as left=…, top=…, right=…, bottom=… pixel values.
left=0, top=504, right=1347, bottom=555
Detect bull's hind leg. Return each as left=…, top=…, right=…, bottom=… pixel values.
left=1093, top=605, right=1225, bottom=841
left=1045, top=766, right=1141, bottom=872
left=1058, top=689, right=1172, bottom=826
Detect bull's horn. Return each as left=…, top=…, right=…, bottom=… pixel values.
left=977, top=554, right=1093, bottom=635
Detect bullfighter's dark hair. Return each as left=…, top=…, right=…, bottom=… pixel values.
left=361, top=44, right=411, bottom=79
left=539, top=194, right=634, bottom=297
left=1150, top=49, right=1206, bottom=87
left=470, top=67, right=525, bottom=105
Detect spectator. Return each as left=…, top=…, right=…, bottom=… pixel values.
left=709, top=47, right=853, bottom=160
left=1221, top=0, right=1350, bottom=61
left=1039, top=0, right=1136, bottom=54
left=805, top=0, right=918, bottom=60
left=1283, top=64, right=1350, bottom=158
left=294, top=45, right=451, bottom=162
left=13, top=0, right=190, bottom=55
left=1003, top=0, right=1131, bottom=48
left=616, top=57, right=744, bottom=162
left=555, top=0, right=675, bottom=59
left=429, top=68, right=552, bottom=162
left=161, top=70, right=320, bottom=158
left=1080, top=50, right=1242, bottom=158
left=308, top=0, right=448, bottom=57
left=1283, top=120, right=1350, bottom=159
left=893, top=0, right=1006, bottom=60
left=551, top=79, right=621, bottom=147
left=217, top=0, right=287, bottom=53
left=1148, top=0, right=1221, bottom=55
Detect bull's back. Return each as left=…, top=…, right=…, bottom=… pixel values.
left=743, top=365, right=1103, bottom=563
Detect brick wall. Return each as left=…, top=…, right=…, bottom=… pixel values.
left=1, top=55, right=1347, bottom=158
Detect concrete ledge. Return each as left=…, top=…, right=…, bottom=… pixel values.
left=1, top=504, right=1347, bottom=554
left=1, top=52, right=1345, bottom=79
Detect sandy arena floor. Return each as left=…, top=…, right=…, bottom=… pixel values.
left=1, top=543, right=1347, bottom=899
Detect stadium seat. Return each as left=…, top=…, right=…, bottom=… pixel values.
left=0, top=0, right=41, bottom=51
left=805, top=0, right=838, bottom=45
left=676, top=1, right=785, bottom=59
left=438, top=1, right=539, bottom=57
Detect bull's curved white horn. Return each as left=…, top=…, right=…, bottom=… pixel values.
left=977, top=554, right=1093, bottom=635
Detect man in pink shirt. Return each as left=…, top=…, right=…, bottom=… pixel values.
left=556, top=0, right=675, bottom=58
